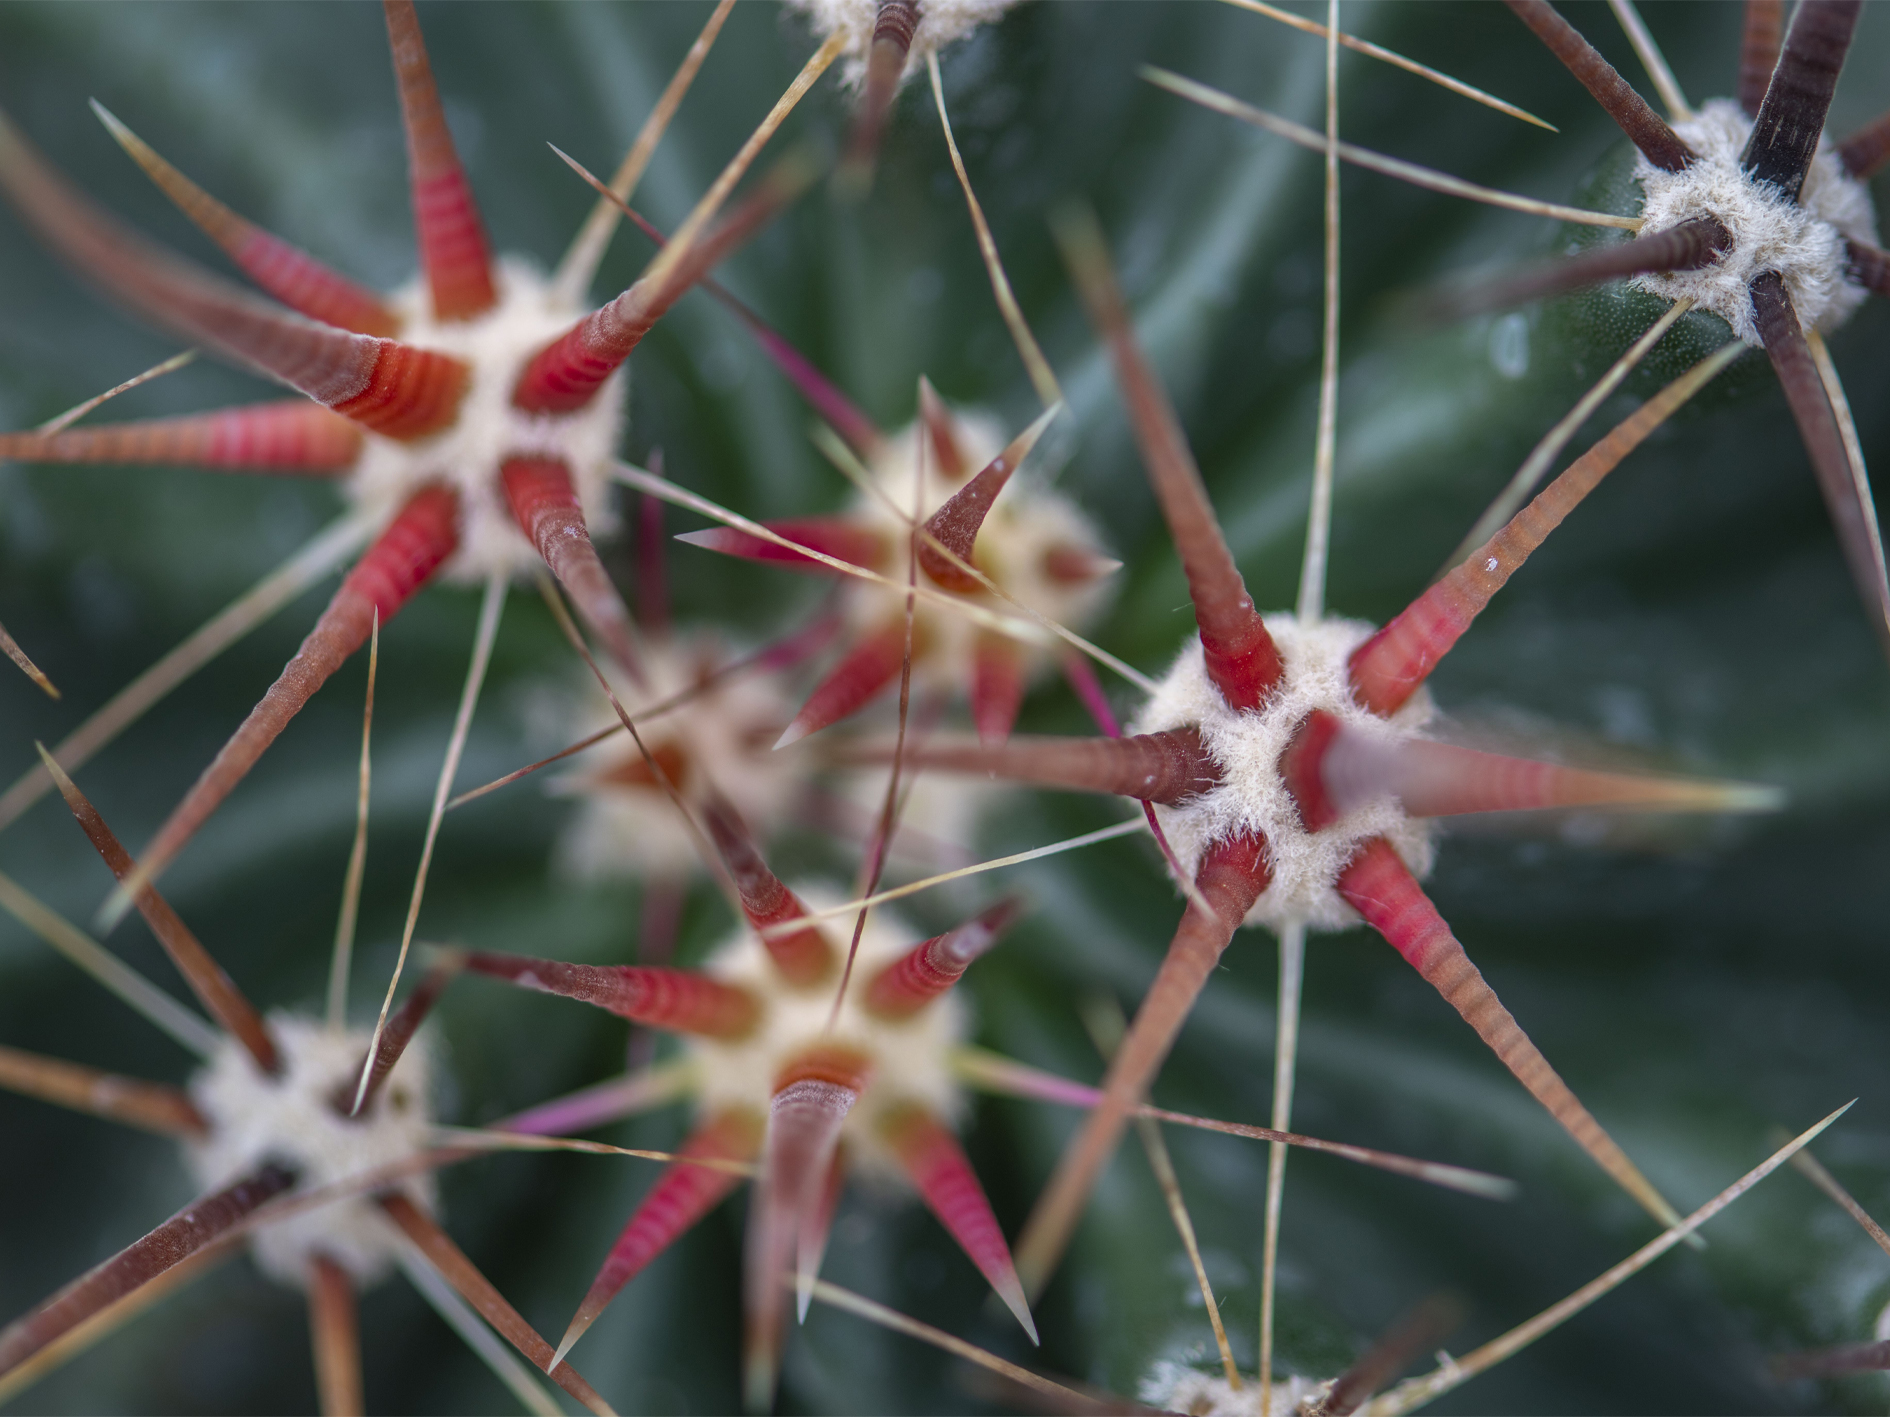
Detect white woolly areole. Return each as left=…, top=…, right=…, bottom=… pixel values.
left=845, top=412, right=1115, bottom=701
left=348, top=258, right=626, bottom=582
left=1630, top=98, right=1878, bottom=345
left=555, top=636, right=800, bottom=881
left=1140, top=1363, right=1328, bottom=1417
left=784, top=0, right=1021, bottom=83
left=186, top=1012, right=437, bottom=1288
left=686, top=884, right=965, bottom=1178
left=1131, top=615, right=1437, bottom=933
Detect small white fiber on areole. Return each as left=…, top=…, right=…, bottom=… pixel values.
left=1631, top=99, right=1878, bottom=346
left=348, top=258, right=627, bottom=582
left=186, top=1012, right=437, bottom=1288
left=1132, top=614, right=1437, bottom=933
left=687, top=885, right=966, bottom=1177
left=785, top=0, right=1022, bottom=83
left=1140, top=1360, right=1329, bottom=1417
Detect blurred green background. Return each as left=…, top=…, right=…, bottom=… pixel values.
left=2, top=2, right=1889, bottom=1412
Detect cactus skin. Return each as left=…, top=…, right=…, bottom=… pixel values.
left=1, top=4, right=1889, bottom=1414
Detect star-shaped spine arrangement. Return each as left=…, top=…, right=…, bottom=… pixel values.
left=0, top=0, right=822, bottom=911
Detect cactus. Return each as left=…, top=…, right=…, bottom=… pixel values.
left=2, top=3, right=1890, bottom=1413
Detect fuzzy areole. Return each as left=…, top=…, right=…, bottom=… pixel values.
left=348, top=259, right=626, bottom=583
left=186, top=1012, right=437, bottom=1288
left=1630, top=99, right=1877, bottom=346
left=689, top=884, right=965, bottom=1177
left=1132, top=615, right=1437, bottom=932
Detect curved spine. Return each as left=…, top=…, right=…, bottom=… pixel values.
left=745, top=1048, right=869, bottom=1410
left=1349, top=343, right=1741, bottom=715
left=134, top=485, right=458, bottom=894
left=701, top=797, right=836, bottom=987
left=881, top=1104, right=1036, bottom=1341
left=463, top=951, right=759, bottom=1038
left=864, top=897, right=1023, bottom=1019
left=554, top=1109, right=763, bottom=1368
left=91, top=103, right=398, bottom=335
left=1014, top=832, right=1271, bottom=1298
left=0, top=401, right=362, bottom=473
left=1336, top=837, right=1682, bottom=1230
left=918, top=378, right=969, bottom=483
left=1501, top=0, right=1694, bottom=171
left=1741, top=0, right=1860, bottom=199
left=382, top=0, right=497, bottom=320
left=1055, top=208, right=1282, bottom=710
left=501, top=457, right=643, bottom=679
left=860, top=727, right=1220, bottom=806
left=0, top=1163, right=295, bottom=1381
left=0, top=109, right=466, bottom=440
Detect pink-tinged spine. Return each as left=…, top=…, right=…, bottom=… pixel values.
left=93, top=103, right=399, bottom=336
left=501, top=457, right=644, bottom=679
left=971, top=632, right=1025, bottom=745
left=1336, top=837, right=1682, bottom=1230
left=676, top=517, right=889, bottom=575
left=40, top=750, right=281, bottom=1075
left=307, top=1254, right=363, bottom=1417
left=745, top=1047, right=870, bottom=1411
left=514, top=153, right=816, bottom=415
left=136, top=485, right=458, bottom=893
left=918, top=378, right=970, bottom=482
left=463, top=950, right=759, bottom=1038
left=1319, top=729, right=1780, bottom=818
left=793, top=1148, right=847, bottom=1321
left=555, top=1108, right=763, bottom=1367
left=0, top=401, right=362, bottom=474
left=701, top=797, right=836, bottom=988
left=917, top=410, right=1055, bottom=592
left=1280, top=709, right=1345, bottom=831
left=0, top=1162, right=295, bottom=1380
left=864, top=897, right=1023, bottom=1020
left=1055, top=209, right=1282, bottom=711
left=775, top=620, right=912, bottom=749
left=1350, top=352, right=1731, bottom=717
left=855, top=727, right=1220, bottom=806
left=383, top=0, right=497, bottom=321
left=0, top=109, right=466, bottom=440
left=881, top=1104, right=1037, bottom=1341
left=609, top=201, right=884, bottom=459
left=1015, top=832, right=1271, bottom=1298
